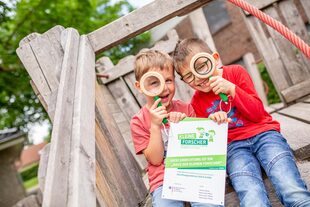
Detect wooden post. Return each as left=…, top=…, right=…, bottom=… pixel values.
left=42, top=29, right=96, bottom=207
left=243, top=53, right=268, bottom=105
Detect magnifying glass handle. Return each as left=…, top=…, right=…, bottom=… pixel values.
left=219, top=92, right=228, bottom=103
left=154, top=96, right=168, bottom=124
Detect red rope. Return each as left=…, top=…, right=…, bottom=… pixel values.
left=228, top=0, right=310, bottom=59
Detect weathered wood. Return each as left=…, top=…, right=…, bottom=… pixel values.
left=243, top=0, right=279, bottom=10
left=68, top=35, right=96, bottom=207
left=244, top=15, right=290, bottom=103
left=29, top=80, right=48, bottom=113
left=13, top=195, right=41, bottom=207
left=281, top=79, right=310, bottom=103
left=99, top=29, right=179, bottom=85
left=42, top=28, right=80, bottom=207
left=264, top=5, right=309, bottom=85
left=279, top=0, right=310, bottom=75
left=43, top=25, right=65, bottom=80
left=188, top=8, right=217, bottom=52
left=300, top=0, right=310, bottom=22
left=243, top=53, right=268, bottom=105
left=38, top=144, right=50, bottom=193
left=278, top=102, right=310, bottom=124
left=16, top=37, right=51, bottom=106
left=123, top=72, right=146, bottom=107
left=96, top=82, right=148, bottom=205
left=87, top=0, right=211, bottom=53
left=272, top=112, right=310, bottom=160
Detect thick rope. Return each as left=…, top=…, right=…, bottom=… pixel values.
left=228, top=0, right=310, bottom=59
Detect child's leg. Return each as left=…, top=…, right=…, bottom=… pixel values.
left=151, top=186, right=184, bottom=207
left=227, top=138, right=271, bottom=207
left=253, top=130, right=310, bottom=207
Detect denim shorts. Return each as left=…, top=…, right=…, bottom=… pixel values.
left=227, top=130, right=310, bottom=207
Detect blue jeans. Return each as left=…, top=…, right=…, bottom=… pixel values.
left=227, top=130, right=310, bottom=207
left=152, top=186, right=223, bottom=207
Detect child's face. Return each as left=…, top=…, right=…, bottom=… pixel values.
left=179, top=52, right=220, bottom=93
left=137, top=66, right=176, bottom=111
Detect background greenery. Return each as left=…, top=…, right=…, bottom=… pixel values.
left=0, top=0, right=150, bottom=133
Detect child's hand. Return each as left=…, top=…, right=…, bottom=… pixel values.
left=209, top=111, right=232, bottom=124
left=149, top=98, right=168, bottom=126
left=209, top=76, right=235, bottom=97
left=168, top=112, right=186, bottom=123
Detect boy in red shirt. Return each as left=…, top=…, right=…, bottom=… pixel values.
left=173, top=38, right=310, bottom=207
left=131, top=50, right=222, bottom=206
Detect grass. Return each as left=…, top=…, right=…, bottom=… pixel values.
left=23, top=176, right=38, bottom=190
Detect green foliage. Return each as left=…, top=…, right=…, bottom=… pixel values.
left=0, top=0, right=150, bottom=131
left=258, top=62, right=281, bottom=104
left=20, top=162, right=39, bottom=181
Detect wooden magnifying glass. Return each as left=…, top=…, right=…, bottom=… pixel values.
left=140, top=71, right=168, bottom=124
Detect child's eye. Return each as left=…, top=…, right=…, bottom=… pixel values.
left=166, top=79, right=173, bottom=84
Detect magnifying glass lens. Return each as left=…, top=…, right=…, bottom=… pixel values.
left=193, top=56, right=214, bottom=75
left=143, top=76, right=162, bottom=96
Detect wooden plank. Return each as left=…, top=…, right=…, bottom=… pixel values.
left=272, top=112, right=310, bottom=160
left=300, top=0, right=310, bottom=22
left=29, top=34, right=60, bottom=92
left=279, top=0, right=310, bottom=75
left=243, top=52, right=268, bottom=105
left=38, top=144, right=50, bottom=193
left=68, top=35, right=96, bottom=207
left=243, top=0, right=279, bottom=10
left=96, top=82, right=148, bottom=205
left=281, top=79, right=310, bottom=103
left=123, top=72, right=146, bottom=107
left=95, top=131, right=128, bottom=206
left=244, top=16, right=290, bottom=102
left=29, top=80, right=48, bottom=112
left=87, top=0, right=211, bottom=53
left=99, top=29, right=179, bottom=85
left=264, top=6, right=309, bottom=86
left=43, top=25, right=65, bottom=81
left=97, top=58, right=148, bottom=170
left=16, top=38, right=51, bottom=105
left=42, top=28, right=80, bottom=207
left=278, top=102, right=310, bottom=124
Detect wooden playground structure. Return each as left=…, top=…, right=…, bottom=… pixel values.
left=14, top=0, right=310, bottom=206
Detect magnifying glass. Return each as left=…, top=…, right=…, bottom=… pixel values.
left=190, top=52, right=228, bottom=103
left=140, top=71, right=168, bottom=124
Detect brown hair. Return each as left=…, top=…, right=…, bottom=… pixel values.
left=173, top=38, right=212, bottom=73
left=134, top=50, right=173, bottom=81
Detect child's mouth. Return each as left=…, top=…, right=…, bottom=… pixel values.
left=159, top=94, right=169, bottom=102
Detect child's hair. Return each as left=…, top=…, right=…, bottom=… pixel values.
left=173, top=38, right=212, bottom=73
left=134, top=50, right=173, bottom=81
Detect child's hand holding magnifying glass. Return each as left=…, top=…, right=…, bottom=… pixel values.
left=140, top=71, right=169, bottom=124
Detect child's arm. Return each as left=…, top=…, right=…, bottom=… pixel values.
left=143, top=98, right=167, bottom=166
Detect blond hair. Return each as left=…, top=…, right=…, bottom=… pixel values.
left=134, top=50, right=173, bottom=81
left=173, top=38, right=212, bottom=74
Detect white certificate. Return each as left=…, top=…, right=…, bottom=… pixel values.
left=162, top=117, right=228, bottom=205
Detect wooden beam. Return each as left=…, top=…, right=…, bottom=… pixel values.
left=43, top=28, right=80, bottom=207
left=98, top=29, right=179, bottom=85
left=87, top=0, right=211, bottom=53
left=243, top=0, right=279, bottom=11
left=69, top=35, right=96, bottom=207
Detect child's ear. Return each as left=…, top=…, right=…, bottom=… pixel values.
left=134, top=81, right=143, bottom=93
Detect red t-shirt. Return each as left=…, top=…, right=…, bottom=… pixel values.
left=130, top=100, right=195, bottom=192
left=191, top=65, right=280, bottom=143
